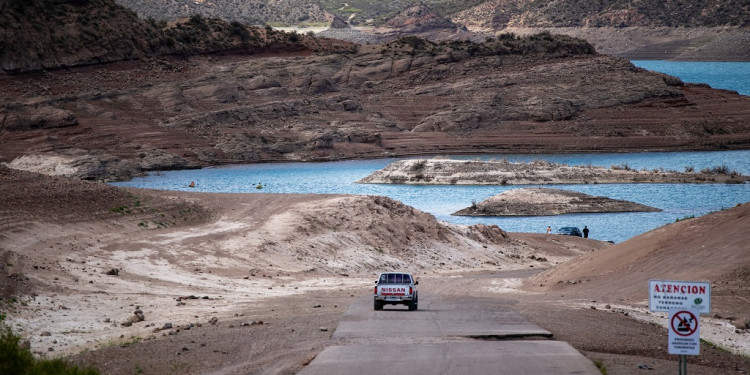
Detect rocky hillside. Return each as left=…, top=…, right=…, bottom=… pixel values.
left=0, top=0, right=346, bottom=74
left=2, top=29, right=749, bottom=181
left=0, top=0, right=168, bottom=73
left=114, top=0, right=331, bottom=26
left=1, top=0, right=749, bottom=181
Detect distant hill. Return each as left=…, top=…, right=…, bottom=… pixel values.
left=112, top=0, right=461, bottom=28
left=95, top=1, right=750, bottom=31
left=443, top=0, right=750, bottom=61
left=451, top=0, right=750, bottom=29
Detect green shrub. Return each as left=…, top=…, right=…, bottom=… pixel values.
left=0, top=325, right=100, bottom=375
left=0, top=325, right=33, bottom=375
left=110, top=206, right=130, bottom=214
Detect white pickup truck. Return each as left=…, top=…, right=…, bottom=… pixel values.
left=373, top=272, right=418, bottom=311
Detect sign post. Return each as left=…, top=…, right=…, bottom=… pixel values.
left=649, top=280, right=710, bottom=375
left=668, top=309, right=700, bottom=375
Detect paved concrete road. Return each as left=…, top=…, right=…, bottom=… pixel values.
left=334, top=294, right=552, bottom=339
left=299, top=294, right=601, bottom=375
left=298, top=341, right=599, bottom=375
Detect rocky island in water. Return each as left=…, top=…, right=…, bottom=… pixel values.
left=453, top=187, right=661, bottom=216
left=358, top=158, right=749, bottom=185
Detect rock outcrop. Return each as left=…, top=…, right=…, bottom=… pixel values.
left=1, top=106, right=78, bottom=132
left=383, top=1, right=461, bottom=33
left=453, top=187, right=661, bottom=216
left=329, top=14, right=350, bottom=29
left=4, top=151, right=138, bottom=182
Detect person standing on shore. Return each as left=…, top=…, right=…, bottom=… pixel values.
left=583, top=226, right=589, bottom=238
left=546, top=226, right=551, bottom=234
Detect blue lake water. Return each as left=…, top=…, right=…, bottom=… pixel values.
left=631, top=60, right=750, bottom=95
left=114, top=151, right=750, bottom=244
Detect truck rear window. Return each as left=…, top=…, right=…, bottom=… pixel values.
left=380, top=273, right=411, bottom=284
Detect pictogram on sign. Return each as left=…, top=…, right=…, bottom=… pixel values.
left=671, top=310, right=698, bottom=337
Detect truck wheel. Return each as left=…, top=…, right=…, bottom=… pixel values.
left=408, top=300, right=417, bottom=311
left=374, top=300, right=383, bottom=310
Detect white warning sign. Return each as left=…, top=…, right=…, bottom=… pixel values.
left=649, top=279, right=711, bottom=314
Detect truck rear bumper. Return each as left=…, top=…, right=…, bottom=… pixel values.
left=375, top=296, right=414, bottom=302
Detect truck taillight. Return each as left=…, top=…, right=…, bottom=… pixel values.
left=374, top=286, right=378, bottom=294
left=409, top=287, right=413, bottom=295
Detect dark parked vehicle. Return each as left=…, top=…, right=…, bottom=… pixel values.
left=556, top=226, right=583, bottom=237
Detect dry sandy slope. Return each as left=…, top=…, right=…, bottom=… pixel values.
left=525, top=202, right=750, bottom=355
left=526, top=202, right=750, bottom=314
left=0, top=166, right=598, bottom=358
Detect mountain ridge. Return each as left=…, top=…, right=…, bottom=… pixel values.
left=444, top=0, right=750, bottom=28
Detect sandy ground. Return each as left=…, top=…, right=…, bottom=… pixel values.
left=1, top=166, right=748, bottom=374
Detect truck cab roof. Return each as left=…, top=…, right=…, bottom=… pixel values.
left=377, top=272, right=414, bottom=284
